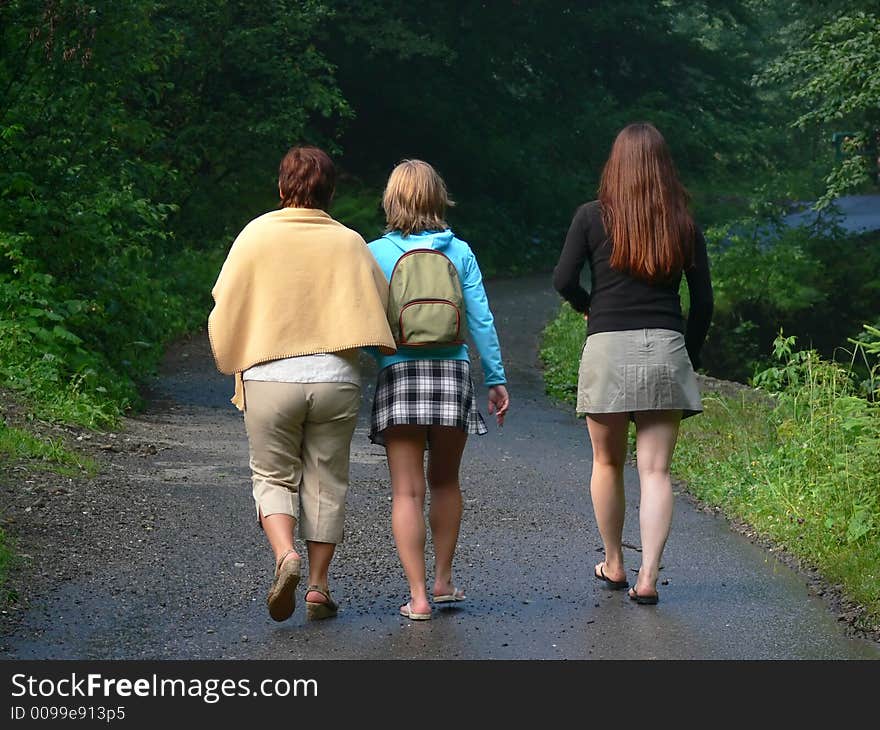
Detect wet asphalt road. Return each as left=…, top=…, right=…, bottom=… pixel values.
left=2, top=274, right=878, bottom=659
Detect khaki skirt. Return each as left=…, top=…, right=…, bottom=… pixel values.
left=577, top=328, right=702, bottom=419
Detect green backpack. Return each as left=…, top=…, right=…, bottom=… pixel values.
left=386, top=246, right=467, bottom=347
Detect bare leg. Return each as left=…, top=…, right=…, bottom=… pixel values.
left=586, top=413, right=630, bottom=583
left=305, top=541, right=335, bottom=603
left=385, top=425, right=431, bottom=615
left=631, top=410, right=681, bottom=598
left=426, top=426, right=467, bottom=598
left=260, top=511, right=300, bottom=566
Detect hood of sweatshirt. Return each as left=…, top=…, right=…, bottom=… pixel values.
left=381, top=229, right=454, bottom=252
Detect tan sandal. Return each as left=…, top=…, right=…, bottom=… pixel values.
left=266, top=548, right=301, bottom=622
left=434, top=586, right=466, bottom=603
left=399, top=601, right=432, bottom=620
left=305, top=585, right=339, bottom=620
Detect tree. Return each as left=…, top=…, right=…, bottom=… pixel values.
left=763, top=10, right=880, bottom=206
left=321, top=0, right=763, bottom=269
left=0, top=1, right=349, bottom=421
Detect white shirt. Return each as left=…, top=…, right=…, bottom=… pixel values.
left=242, top=351, right=360, bottom=386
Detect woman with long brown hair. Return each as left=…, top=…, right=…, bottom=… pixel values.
left=553, top=122, right=713, bottom=605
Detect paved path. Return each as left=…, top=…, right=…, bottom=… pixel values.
left=1, top=275, right=877, bottom=659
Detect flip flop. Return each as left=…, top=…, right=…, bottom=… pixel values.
left=399, top=602, right=432, bottom=620
left=594, top=562, right=629, bottom=590
left=629, top=587, right=659, bottom=605
left=433, top=587, right=466, bottom=603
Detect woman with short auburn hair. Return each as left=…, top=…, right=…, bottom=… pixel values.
left=367, top=159, right=510, bottom=620
left=209, top=145, right=396, bottom=622
left=553, top=122, right=713, bottom=605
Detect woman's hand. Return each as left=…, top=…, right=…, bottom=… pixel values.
left=487, top=385, right=510, bottom=427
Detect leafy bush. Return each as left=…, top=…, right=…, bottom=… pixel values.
left=702, top=214, right=880, bottom=382
left=331, top=180, right=385, bottom=241
left=762, top=11, right=880, bottom=206
left=0, top=2, right=343, bottom=427
left=676, top=333, right=880, bottom=624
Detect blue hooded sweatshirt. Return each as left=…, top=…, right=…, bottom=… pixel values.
left=367, top=230, right=506, bottom=386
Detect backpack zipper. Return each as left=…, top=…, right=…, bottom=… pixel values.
left=398, top=298, right=463, bottom=345
left=388, top=247, right=453, bottom=281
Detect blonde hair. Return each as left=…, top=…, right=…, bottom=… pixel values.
left=382, top=159, right=454, bottom=236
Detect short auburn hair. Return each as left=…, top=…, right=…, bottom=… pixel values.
left=278, top=145, right=335, bottom=210
left=598, top=122, right=695, bottom=283
left=382, top=159, right=454, bottom=236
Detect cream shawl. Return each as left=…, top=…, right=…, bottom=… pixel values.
left=208, top=207, right=396, bottom=410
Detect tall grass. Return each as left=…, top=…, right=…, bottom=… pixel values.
left=677, top=333, right=879, bottom=623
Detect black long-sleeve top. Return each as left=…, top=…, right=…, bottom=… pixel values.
left=552, top=201, right=714, bottom=369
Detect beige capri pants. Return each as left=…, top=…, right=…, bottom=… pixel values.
left=242, top=380, right=360, bottom=544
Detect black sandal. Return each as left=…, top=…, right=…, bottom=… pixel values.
left=628, top=586, right=659, bottom=605
left=594, top=562, right=629, bottom=590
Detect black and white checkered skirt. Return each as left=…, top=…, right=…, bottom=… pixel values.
left=369, top=360, right=488, bottom=445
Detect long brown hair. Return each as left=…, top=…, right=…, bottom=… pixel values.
left=598, top=123, right=695, bottom=282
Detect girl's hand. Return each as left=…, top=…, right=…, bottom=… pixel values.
left=487, top=385, right=510, bottom=427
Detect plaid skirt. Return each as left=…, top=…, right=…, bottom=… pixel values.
left=369, top=360, right=488, bottom=445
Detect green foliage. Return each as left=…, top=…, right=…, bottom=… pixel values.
left=151, top=1, right=350, bottom=242
left=765, top=12, right=880, bottom=128
left=539, top=303, right=585, bottom=404
left=848, top=322, right=880, bottom=398
left=331, top=179, right=385, bottom=241
left=676, top=334, right=880, bottom=624
left=0, top=420, right=97, bottom=477
left=325, top=0, right=773, bottom=262
left=762, top=11, right=880, bottom=205
left=701, top=216, right=880, bottom=382
left=0, top=1, right=344, bottom=426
